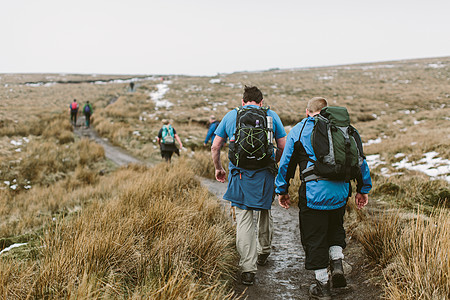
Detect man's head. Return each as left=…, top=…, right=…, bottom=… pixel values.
left=306, top=97, right=328, bottom=116
left=242, top=85, right=263, bottom=104
left=73, top=99, right=77, bottom=102
left=209, top=115, right=216, bottom=123
left=162, top=119, right=169, bottom=125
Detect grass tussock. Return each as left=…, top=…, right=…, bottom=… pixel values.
left=0, top=161, right=237, bottom=299
left=357, top=208, right=450, bottom=299
left=189, top=148, right=230, bottom=180
left=371, top=175, right=449, bottom=209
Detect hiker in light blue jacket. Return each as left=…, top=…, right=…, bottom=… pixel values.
left=275, top=97, right=372, bottom=299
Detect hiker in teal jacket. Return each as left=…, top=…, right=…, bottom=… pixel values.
left=211, top=86, right=287, bottom=286
left=157, top=119, right=183, bottom=163
left=275, top=97, right=371, bottom=299
left=83, top=101, right=93, bottom=128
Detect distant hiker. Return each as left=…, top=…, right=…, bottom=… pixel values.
left=157, top=119, right=183, bottom=163
left=83, top=101, right=93, bottom=128
left=69, top=99, right=79, bottom=126
left=129, top=82, right=135, bottom=92
left=275, top=97, right=372, bottom=299
left=211, top=85, right=287, bottom=286
left=203, top=115, right=220, bottom=146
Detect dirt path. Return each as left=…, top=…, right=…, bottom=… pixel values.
left=74, top=119, right=382, bottom=300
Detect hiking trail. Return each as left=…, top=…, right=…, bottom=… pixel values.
left=73, top=116, right=382, bottom=300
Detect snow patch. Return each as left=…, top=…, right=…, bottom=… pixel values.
left=209, top=79, right=221, bottom=84
left=0, top=243, right=28, bottom=255
left=363, top=137, right=382, bottom=146
left=150, top=83, right=173, bottom=109
left=393, top=152, right=450, bottom=182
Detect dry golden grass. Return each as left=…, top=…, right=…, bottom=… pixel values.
left=1, top=57, right=449, bottom=299
left=0, top=161, right=237, bottom=299
left=357, top=208, right=449, bottom=299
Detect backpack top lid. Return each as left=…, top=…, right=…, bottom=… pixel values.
left=320, top=106, right=350, bottom=127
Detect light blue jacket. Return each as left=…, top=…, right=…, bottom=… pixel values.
left=275, top=117, right=372, bottom=210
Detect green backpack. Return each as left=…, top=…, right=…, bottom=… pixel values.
left=161, top=125, right=175, bottom=144
left=301, top=106, right=364, bottom=182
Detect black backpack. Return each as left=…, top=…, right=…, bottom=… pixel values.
left=301, top=106, right=365, bottom=182
left=228, top=106, right=275, bottom=170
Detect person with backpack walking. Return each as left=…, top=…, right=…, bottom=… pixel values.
left=275, top=97, right=372, bottom=299
left=69, top=99, right=79, bottom=126
left=211, top=86, right=287, bottom=286
left=83, top=101, right=93, bottom=128
left=157, top=119, right=183, bottom=163
left=203, top=115, right=220, bottom=146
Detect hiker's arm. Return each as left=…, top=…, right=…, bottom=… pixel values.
left=204, top=124, right=215, bottom=145
left=174, top=134, right=183, bottom=148
left=355, top=159, right=371, bottom=209
left=275, top=136, right=286, bottom=163
left=211, top=136, right=226, bottom=183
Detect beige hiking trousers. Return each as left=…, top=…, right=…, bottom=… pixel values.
left=235, top=207, right=273, bottom=273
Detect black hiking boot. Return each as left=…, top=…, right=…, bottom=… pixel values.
left=241, top=272, right=255, bottom=286
left=330, top=259, right=347, bottom=288
left=309, top=280, right=331, bottom=300
left=257, top=253, right=270, bottom=266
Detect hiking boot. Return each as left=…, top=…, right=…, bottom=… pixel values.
left=257, top=253, right=270, bottom=266
left=241, top=272, right=255, bottom=286
left=330, top=258, right=347, bottom=288
left=309, top=280, right=331, bottom=300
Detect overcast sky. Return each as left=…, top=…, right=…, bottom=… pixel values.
left=1, top=0, right=449, bottom=76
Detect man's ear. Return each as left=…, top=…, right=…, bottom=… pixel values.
left=241, top=99, right=245, bottom=106
left=306, top=108, right=310, bottom=117
left=259, top=99, right=264, bottom=107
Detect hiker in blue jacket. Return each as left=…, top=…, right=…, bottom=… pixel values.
left=211, top=86, right=287, bottom=286
left=275, top=97, right=372, bottom=299
left=203, top=115, right=220, bottom=146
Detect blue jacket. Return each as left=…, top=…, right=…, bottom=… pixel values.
left=275, top=117, right=372, bottom=210
left=204, top=121, right=219, bottom=144
left=215, top=105, right=287, bottom=210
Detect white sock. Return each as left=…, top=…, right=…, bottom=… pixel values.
left=329, top=245, right=344, bottom=260
left=314, top=268, right=328, bottom=284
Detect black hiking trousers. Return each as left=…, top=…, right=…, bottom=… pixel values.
left=298, top=184, right=346, bottom=270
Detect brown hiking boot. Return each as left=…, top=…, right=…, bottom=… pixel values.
left=309, top=280, right=331, bottom=300
left=257, top=253, right=270, bottom=266
left=330, top=259, right=347, bottom=288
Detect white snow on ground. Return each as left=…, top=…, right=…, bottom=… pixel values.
left=363, top=137, right=382, bottom=146
left=209, top=79, right=221, bottom=84
left=365, top=154, right=385, bottom=168
left=428, top=63, right=446, bottom=69
left=393, top=152, right=450, bottom=182
left=400, top=109, right=416, bottom=114
left=10, top=140, right=23, bottom=146
left=0, top=243, right=28, bottom=255
left=149, top=82, right=173, bottom=110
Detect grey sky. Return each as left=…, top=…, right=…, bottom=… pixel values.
left=1, top=0, right=449, bottom=76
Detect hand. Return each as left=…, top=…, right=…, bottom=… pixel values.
left=355, top=193, right=368, bottom=210
left=215, top=168, right=226, bottom=183
left=278, top=194, right=291, bottom=209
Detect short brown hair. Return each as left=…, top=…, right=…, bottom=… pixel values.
left=243, top=85, right=263, bottom=104
left=307, top=97, right=328, bottom=113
